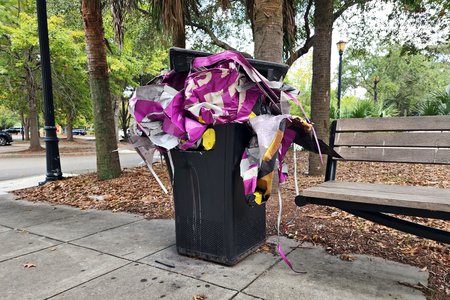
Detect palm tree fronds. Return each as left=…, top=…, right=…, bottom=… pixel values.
left=108, top=0, right=135, bottom=49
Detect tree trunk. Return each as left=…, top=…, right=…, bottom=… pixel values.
left=25, top=64, right=42, bottom=151
left=82, top=0, right=121, bottom=180
left=112, top=94, right=120, bottom=142
left=253, top=0, right=283, bottom=63
left=66, top=109, right=74, bottom=141
left=172, top=26, right=185, bottom=48
left=24, top=117, right=30, bottom=140
left=20, top=111, right=25, bottom=140
left=308, top=0, right=333, bottom=176
left=120, top=96, right=130, bottom=141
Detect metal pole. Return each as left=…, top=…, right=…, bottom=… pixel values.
left=374, top=80, right=378, bottom=104
left=36, top=0, right=63, bottom=182
left=337, top=50, right=343, bottom=119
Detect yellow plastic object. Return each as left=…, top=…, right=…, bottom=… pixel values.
left=202, top=128, right=216, bottom=150
left=249, top=112, right=257, bottom=119
left=253, top=191, right=263, bottom=205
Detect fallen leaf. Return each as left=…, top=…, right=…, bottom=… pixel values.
left=303, top=214, right=332, bottom=219
left=340, top=254, right=357, bottom=262
left=23, top=262, right=36, bottom=268
left=193, top=294, right=206, bottom=300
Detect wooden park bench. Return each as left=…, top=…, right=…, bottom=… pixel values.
left=295, top=115, right=450, bottom=244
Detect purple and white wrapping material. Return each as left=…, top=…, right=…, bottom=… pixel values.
left=128, top=50, right=323, bottom=274
left=129, top=50, right=317, bottom=198
left=240, top=137, right=260, bottom=195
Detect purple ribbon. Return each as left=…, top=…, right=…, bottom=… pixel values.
left=277, top=244, right=306, bottom=274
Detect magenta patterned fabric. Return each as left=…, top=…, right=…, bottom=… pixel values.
left=129, top=50, right=319, bottom=204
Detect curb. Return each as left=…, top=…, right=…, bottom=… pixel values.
left=0, top=151, right=97, bottom=158
left=0, top=150, right=137, bottom=158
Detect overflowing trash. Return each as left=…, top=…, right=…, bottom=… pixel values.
left=129, top=50, right=338, bottom=205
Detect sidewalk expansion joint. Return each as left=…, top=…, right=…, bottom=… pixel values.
left=0, top=242, right=65, bottom=264
left=230, top=291, right=265, bottom=300
left=44, top=261, right=134, bottom=300
left=138, top=259, right=239, bottom=294
left=66, top=219, right=143, bottom=244
left=235, top=242, right=299, bottom=296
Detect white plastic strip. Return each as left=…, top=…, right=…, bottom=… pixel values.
left=146, top=163, right=168, bottom=194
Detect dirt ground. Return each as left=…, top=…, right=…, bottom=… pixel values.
left=13, top=151, right=449, bottom=299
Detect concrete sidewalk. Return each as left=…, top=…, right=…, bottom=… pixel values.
left=0, top=194, right=428, bottom=300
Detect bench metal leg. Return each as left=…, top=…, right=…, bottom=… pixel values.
left=295, top=196, right=450, bottom=220
left=295, top=196, right=450, bottom=244
left=345, top=209, right=450, bottom=244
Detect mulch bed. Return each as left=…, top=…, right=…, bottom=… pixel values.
left=13, top=151, right=449, bottom=299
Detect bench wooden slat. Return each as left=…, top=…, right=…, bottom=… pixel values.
left=335, top=132, right=450, bottom=148
left=335, top=147, right=450, bottom=164
left=320, top=181, right=450, bottom=197
left=336, top=116, right=450, bottom=132
left=301, top=181, right=450, bottom=213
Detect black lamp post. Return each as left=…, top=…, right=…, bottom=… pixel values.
left=336, top=40, right=346, bottom=119
left=36, top=0, right=63, bottom=183
left=373, top=75, right=380, bottom=104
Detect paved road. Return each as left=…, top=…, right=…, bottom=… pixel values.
left=0, top=152, right=142, bottom=181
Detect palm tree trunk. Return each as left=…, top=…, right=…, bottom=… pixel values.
left=253, top=0, right=283, bottom=63
left=308, top=0, right=333, bottom=176
left=82, top=0, right=121, bottom=180
left=172, top=26, right=186, bottom=48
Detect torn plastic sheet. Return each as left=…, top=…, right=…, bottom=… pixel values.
left=179, top=118, right=208, bottom=150
left=148, top=126, right=179, bottom=150
left=129, top=84, right=178, bottom=123
left=128, top=135, right=168, bottom=194
left=129, top=50, right=337, bottom=203
left=187, top=102, right=225, bottom=124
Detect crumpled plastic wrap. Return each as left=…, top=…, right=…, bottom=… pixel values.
left=129, top=50, right=338, bottom=204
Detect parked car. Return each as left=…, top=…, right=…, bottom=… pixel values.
left=0, top=131, right=13, bottom=146
left=72, top=128, right=87, bottom=135
left=5, top=127, right=22, bottom=134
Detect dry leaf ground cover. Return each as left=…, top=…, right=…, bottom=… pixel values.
left=13, top=151, right=449, bottom=299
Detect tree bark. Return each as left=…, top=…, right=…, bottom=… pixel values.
left=82, top=0, right=121, bottom=180
left=308, top=0, right=333, bottom=176
left=119, top=96, right=130, bottom=141
left=66, top=109, right=74, bottom=141
left=25, top=63, right=42, bottom=151
left=112, top=94, right=121, bottom=142
left=172, top=25, right=186, bottom=48
left=253, top=0, right=283, bottom=63
left=20, top=111, right=25, bottom=140
left=24, top=117, right=30, bottom=140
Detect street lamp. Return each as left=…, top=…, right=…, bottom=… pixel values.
left=373, top=75, right=380, bottom=104
left=336, top=40, right=346, bottom=119
left=36, top=0, right=63, bottom=183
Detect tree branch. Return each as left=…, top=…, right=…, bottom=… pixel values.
left=186, top=21, right=238, bottom=52
left=333, top=0, right=369, bottom=21
left=304, top=0, right=313, bottom=39
left=286, top=0, right=369, bottom=66
left=136, top=7, right=149, bottom=16
left=286, top=36, right=314, bottom=66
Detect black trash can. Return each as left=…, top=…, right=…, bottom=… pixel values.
left=166, top=48, right=289, bottom=265
left=169, top=124, right=265, bottom=265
